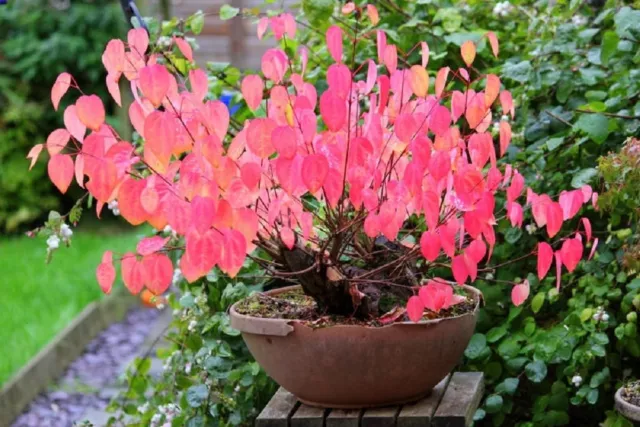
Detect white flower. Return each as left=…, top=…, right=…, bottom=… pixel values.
left=150, top=413, right=162, bottom=427
left=571, top=375, right=582, bottom=387
left=137, top=402, right=149, bottom=414
left=163, top=225, right=173, bottom=234
left=60, top=223, right=73, bottom=239
left=485, top=273, right=495, bottom=280
left=156, top=303, right=165, bottom=310
left=185, top=362, right=192, bottom=374
left=602, top=313, right=610, bottom=322
left=188, top=320, right=197, bottom=332
left=525, top=224, right=537, bottom=235
left=172, top=268, right=183, bottom=285
left=572, top=15, right=587, bottom=27
left=593, top=307, right=609, bottom=322
left=234, top=385, right=241, bottom=393
left=108, top=200, right=118, bottom=210
left=501, top=115, right=510, bottom=122
left=112, top=207, right=120, bottom=216
left=493, top=1, right=513, bottom=17
left=47, top=235, right=60, bottom=250
left=172, top=309, right=180, bottom=316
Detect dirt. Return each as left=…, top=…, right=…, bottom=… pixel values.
left=234, top=287, right=478, bottom=328
left=622, top=380, right=640, bottom=407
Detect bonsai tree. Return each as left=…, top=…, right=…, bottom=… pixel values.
left=28, top=3, right=597, bottom=322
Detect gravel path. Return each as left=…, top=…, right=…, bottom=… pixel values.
left=12, top=307, right=165, bottom=427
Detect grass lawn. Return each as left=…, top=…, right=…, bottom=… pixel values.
left=0, top=219, right=145, bottom=385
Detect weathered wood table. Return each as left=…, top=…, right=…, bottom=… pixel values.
left=256, top=372, right=484, bottom=427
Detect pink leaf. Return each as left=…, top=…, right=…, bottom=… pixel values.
left=137, top=236, right=170, bottom=256
left=499, top=121, right=511, bottom=157
left=420, top=41, right=430, bottom=68
left=219, top=229, right=247, bottom=278
left=451, top=255, right=469, bottom=284
left=406, top=295, right=424, bottom=322
left=511, top=280, right=530, bottom=306
left=96, top=251, right=115, bottom=294
left=48, top=154, right=74, bottom=194
left=173, top=36, right=193, bottom=62
left=500, top=91, right=514, bottom=118
left=241, top=75, right=264, bottom=111
left=27, top=144, right=44, bottom=170
left=301, top=153, right=329, bottom=193
left=588, top=238, right=599, bottom=260
left=554, top=251, right=563, bottom=290
left=420, top=231, right=440, bottom=262
left=46, top=129, right=70, bottom=156
left=486, top=31, right=499, bottom=57
left=189, top=68, right=208, bottom=101
left=460, top=41, right=476, bottom=67
left=419, top=281, right=454, bottom=313
left=367, top=4, right=379, bottom=25
left=435, top=67, right=450, bottom=98
left=320, top=90, right=346, bottom=132
left=64, top=105, right=86, bottom=142
left=261, top=49, right=288, bottom=83
left=102, top=39, right=125, bottom=74
left=247, top=118, right=277, bottom=158
left=326, top=25, right=343, bottom=63
left=191, top=196, right=216, bottom=235
left=280, top=227, right=295, bottom=249
left=545, top=202, right=564, bottom=238
left=76, top=95, right=106, bottom=131
left=383, top=44, right=397, bottom=74
left=128, top=28, right=149, bottom=56
left=106, top=72, right=122, bottom=106
left=139, top=64, right=171, bottom=107
left=537, top=242, right=553, bottom=280
left=364, top=213, right=380, bottom=238
left=51, top=72, right=72, bottom=111
left=257, top=17, right=269, bottom=40
left=272, top=126, right=298, bottom=159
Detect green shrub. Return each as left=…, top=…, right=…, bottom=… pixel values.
left=0, top=1, right=123, bottom=232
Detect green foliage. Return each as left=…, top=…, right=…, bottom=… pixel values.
left=0, top=1, right=123, bottom=232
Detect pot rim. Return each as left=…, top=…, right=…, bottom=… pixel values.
left=229, top=284, right=482, bottom=336
left=615, top=386, right=640, bottom=419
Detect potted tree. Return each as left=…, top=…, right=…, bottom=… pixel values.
left=616, top=381, right=640, bottom=422
left=28, top=3, right=597, bottom=409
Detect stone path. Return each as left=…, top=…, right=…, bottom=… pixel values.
left=11, top=306, right=171, bottom=427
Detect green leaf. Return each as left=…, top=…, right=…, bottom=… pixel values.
left=505, top=227, right=522, bottom=244
left=571, top=168, right=598, bottom=189
left=503, top=61, right=533, bottom=84
left=465, top=333, right=488, bottom=360
left=487, top=326, right=508, bottom=343
left=485, top=394, right=504, bottom=414
left=180, top=293, right=195, bottom=308
left=601, top=31, right=620, bottom=64
left=587, top=388, right=599, bottom=404
left=614, top=7, right=640, bottom=41
left=190, top=11, right=205, bottom=35
left=220, top=4, right=240, bottom=21
left=186, top=384, right=209, bottom=408
left=574, top=114, right=609, bottom=144
left=473, top=408, right=486, bottom=421
left=433, top=8, right=462, bottom=33
left=532, top=292, right=545, bottom=313
left=546, top=137, right=564, bottom=151
left=525, top=360, right=548, bottom=383
left=506, top=357, right=529, bottom=372
left=496, top=377, right=520, bottom=396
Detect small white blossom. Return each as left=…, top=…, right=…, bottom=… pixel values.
left=501, top=114, right=510, bottom=122
left=185, top=362, right=192, bottom=374
left=602, top=313, right=610, bottom=322
left=593, top=307, right=609, bottom=323
left=47, top=235, right=60, bottom=250
left=571, top=375, right=582, bottom=387
left=172, top=268, right=183, bottom=285
left=112, top=207, right=120, bottom=216
left=163, top=225, right=173, bottom=234
left=188, top=320, right=197, bottom=332
left=485, top=273, right=495, bottom=280
left=172, top=309, right=181, bottom=316
left=234, top=385, right=241, bottom=393
left=525, top=224, right=537, bottom=235
left=60, top=223, right=73, bottom=239
left=156, top=303, right=165, bottom=310
left=150, top=413, right=162, bottom=427
left=137, top=402, right=149, bottom=414
left=107, top=200, right=118, bottom=209
left=493, top=1, right=513, bottom=17
left=571, top=15, right=587, bottom=27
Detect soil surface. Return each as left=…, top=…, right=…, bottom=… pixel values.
left=622, top=380, right=640, bottom=407
left=235, top=287, right=477, bottom=327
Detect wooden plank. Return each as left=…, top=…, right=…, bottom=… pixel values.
left=397, top=375, right=451, bottom=427
left=291, top=404, right=326, bottom=427
left=326, top=409, right=362, bottom=427
left=432, top=372, right=484, bottom=427
left=361, top=406, right=400, bottom=427
left=256, top=388, right=299, bottom=427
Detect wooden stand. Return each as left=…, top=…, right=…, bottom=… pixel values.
left=256, top=372, right=484, bottom=427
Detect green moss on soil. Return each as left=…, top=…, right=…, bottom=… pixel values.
left=235, top=287, right=478, bottom=328
left=622, top=380, right=640, bottom=407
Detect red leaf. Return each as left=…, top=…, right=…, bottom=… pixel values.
left=247, top=118, right=277, bottom=158
left=435, top=67, right=450, bottom=98
left=185, top=229, right=220, bottom=277
left=48, top=154, right=74, bottom=194
left=280, top=227, right=295, bottom=249
left=419, top=281, right=454, bottom=312
left=76, top=95, right=106, bottom=131
left=406, top=295, right=424, bottom=322
left=191, top=196, right=216, bottom=235
left=118, top=178, right=149, bottom=226
left=137, top=236, right=169, bottom=256
left=189, top=68, right=208, bottom=101
left=588, top=238, right=599, bottom=260
left=499, top=121, right=511, bottom=157
left=554, top=251, right=563, bottom=290
left=301, top=153, right=329, bottom=193
left=537, top=242, right=553, bottom=280
left=451, top=255, right=469, bottom=284
left=420, top=231, right=441, bottom=262
left=140, top=185, right=159, bottom=214
left=272, top=126, right=298, bottom=159
left=241, top=75, right=264, bottom=111
left=139, top=64, right=171, bottom=107
left=511, top=280, right=530, bottom=306
left=326, top=25, right=343, bottom=63
left=51, top=72, right=72, bottom=111
left=545, top=202, right=564, bottom=238
left=143, top=253, right=173, bottom=295
left=560, top=237, right=583, bottom=272
left=106, top=72, right=122, bottom=106
left=121, top=252, right=146, bottom=295
left=219, top=229, right=247, bottom=278
left=96, top=251, right=115, bottom=294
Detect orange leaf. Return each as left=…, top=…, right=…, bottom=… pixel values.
left=460, top=41, right=476, bottom=67
left=486, top=31, right=499, bottom=57
left=367, top=4, right=380, bottom=25
left=435, top=67, right=450, bottom=98
left=48, top=154, right=74, bottom=194
left=121, top=252, right=146, bottom=295
left=409, top=65, right=429, bottom=98
left=143, top=253, right=173, bottom=295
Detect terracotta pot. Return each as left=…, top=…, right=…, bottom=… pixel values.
left=615, top=386, right=640, bottom=422
left=229, top=285, right=481, bottom=408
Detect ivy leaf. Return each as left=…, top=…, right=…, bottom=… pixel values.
left=465, top=333, right=488, bottom=360
left=485, top=394, right=504, bottom=414
left=571, top=168, right=598, bottom=188
left=614, top=7, right=640, bottom=41
left=220, top=5, right=240, bottom=21
left=525, top=360, right=548, bottom=383
left=496, top=378, right=520, bottom=396
left=574, top=114, right=609, bottom=144
left=546, top=137, right=564, bottom=151
left=587, top=388, right=599, bottom=404
left=503, top=60, right=533, bottom=83
left=186, top=384, right=209, bottom=408
left=532, top=292, right=545, bottom=313
left=601, top=31, right=619, bottom=64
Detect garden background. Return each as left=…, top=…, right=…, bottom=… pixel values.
left=1, top=0, right=639, bottom=426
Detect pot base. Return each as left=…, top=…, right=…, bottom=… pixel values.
left=297, top=389, right=433, bottom=409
